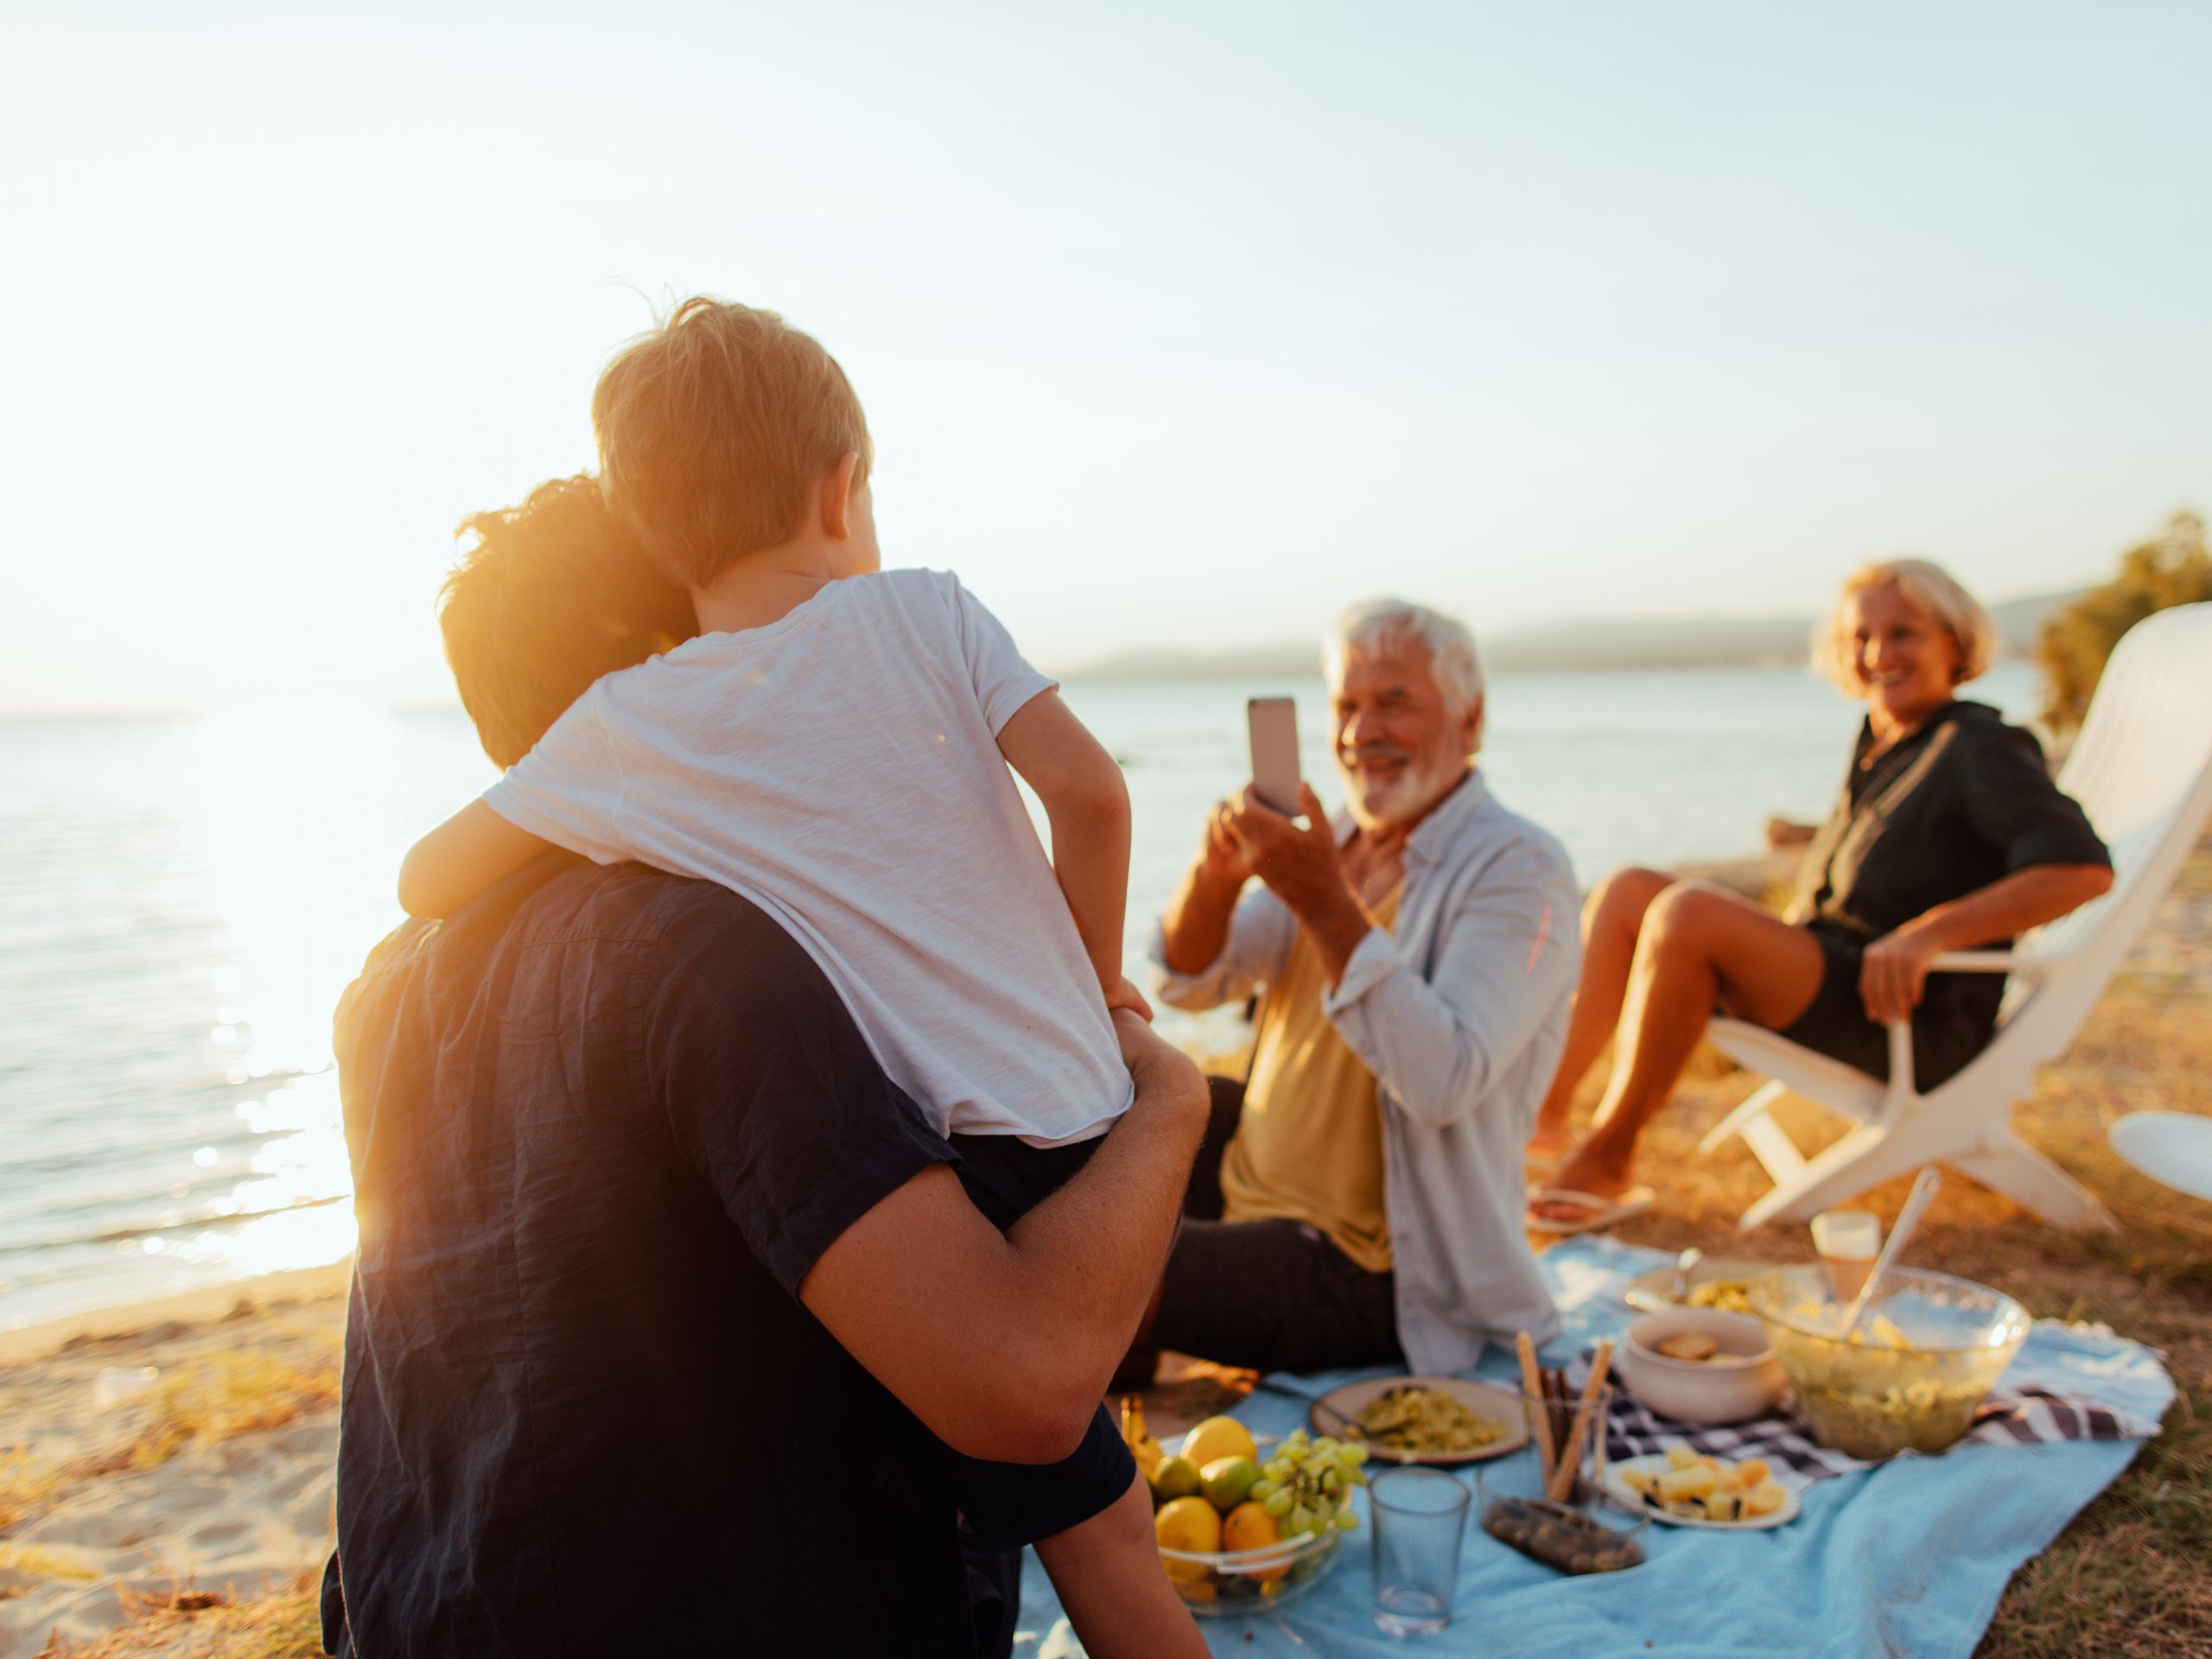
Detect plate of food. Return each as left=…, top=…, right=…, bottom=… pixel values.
left=1624, top=1257, right=1777, bottom=1316
left=1304, top=1376, right=1527, bottom=1466
left=1604, top=1446, right=1802, bottom=1529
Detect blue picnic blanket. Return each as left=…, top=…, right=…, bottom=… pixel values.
left=1015, top=1236, right=2175, bottom=1658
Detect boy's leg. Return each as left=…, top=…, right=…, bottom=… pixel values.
left=1110, top=1072, right=1246, bottom=1391
left=1033, top=1471, right=1208, bottom=1659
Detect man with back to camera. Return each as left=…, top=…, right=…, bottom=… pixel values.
left=1133, top=598, right=1579, bottom=1378
left=319, top=686, right=1207, bottom=1652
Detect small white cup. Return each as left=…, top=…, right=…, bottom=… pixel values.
left=1810, top=1211, right=1881, bottom=1302
left=93, top=1366, right=159, bottom=1410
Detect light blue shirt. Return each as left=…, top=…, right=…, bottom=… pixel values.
left=1153, top=770, right=1580, bottom=1373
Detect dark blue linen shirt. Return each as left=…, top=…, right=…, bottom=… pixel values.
left=321, top=855, right=993, bottom=1657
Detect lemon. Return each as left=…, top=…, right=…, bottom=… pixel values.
left=1181, top=1415, right=1257, bottom=1469
left=1159, top=1495, right=1230, bottom=1583
left=1154, top=1494, right=1224, bottom=1557
left=1147, top=1454, right=1202, bottom=1503
left=1199, top=1454, right=1258, bottom=1512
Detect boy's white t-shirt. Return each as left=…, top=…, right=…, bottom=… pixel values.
left=482, top=567, right=1132, bottom=1145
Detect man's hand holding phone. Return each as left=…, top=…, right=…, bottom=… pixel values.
left=1224, top=783, right=1344, bottom=907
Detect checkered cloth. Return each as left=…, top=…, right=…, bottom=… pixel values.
left=1570, top=1353, right=2160, bottom=1483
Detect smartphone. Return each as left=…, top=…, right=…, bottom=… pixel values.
left=1248, top=696, right=1301, bottom=815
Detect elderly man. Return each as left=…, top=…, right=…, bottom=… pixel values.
left=1144, top=599, right=1579, bottom=1376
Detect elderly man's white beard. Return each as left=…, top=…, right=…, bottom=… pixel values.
left=1338, top=741, right=1471, bottom=831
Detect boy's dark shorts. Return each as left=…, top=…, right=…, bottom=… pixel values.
left=944, top=1131, right=1135, bottom=1550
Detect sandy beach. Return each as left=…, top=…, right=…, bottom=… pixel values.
left=0, top=1265, right=348, bottom=1656
left=3, top=848, right=2206, bottom=1659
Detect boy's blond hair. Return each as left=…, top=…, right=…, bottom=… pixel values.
left=1811, top=557, right=1998, bottom=694
left=592, top=297, right=873, bottom=589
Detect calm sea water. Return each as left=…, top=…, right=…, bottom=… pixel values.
left=0, top=663, right=2037, bottom=1330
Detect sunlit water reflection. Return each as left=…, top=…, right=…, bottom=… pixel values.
left=0, top=664, right=2037, bottom=1330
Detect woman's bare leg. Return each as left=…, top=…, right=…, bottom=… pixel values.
left=1533, top=884, right=1827, bottom=1217
left=1529, top=868, right=1676, bottom=1158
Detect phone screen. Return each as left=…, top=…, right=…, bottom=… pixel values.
left=1248, top=697, right=1300, bottom=815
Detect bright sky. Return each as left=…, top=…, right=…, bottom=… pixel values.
left=3, top=3, right=2206, bottom=713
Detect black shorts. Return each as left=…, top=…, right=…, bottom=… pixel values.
left=1776, top=923, right=1997, bottom=1093
left=941, top=1132, right=1135, bottom=1550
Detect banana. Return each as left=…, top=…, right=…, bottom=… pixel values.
left=1119, top=1395, right=1163, bottom=1478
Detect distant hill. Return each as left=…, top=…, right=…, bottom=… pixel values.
left=1988, top=588, right=2085, bottom=654
left=1059, top=588, right=2085, bottom=681
left=1480, top=616, right=1813, bottom=673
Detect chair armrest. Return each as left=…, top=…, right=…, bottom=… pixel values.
left=1928, top=950, right=2039, bottom=975
left=1880, top=1020, right=1916, bottom=1123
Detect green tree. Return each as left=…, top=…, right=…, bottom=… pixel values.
left=2037, top=510, right=2212, bottom=729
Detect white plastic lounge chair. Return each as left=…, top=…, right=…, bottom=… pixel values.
left=1699, top=601, right=2212, bottom=1232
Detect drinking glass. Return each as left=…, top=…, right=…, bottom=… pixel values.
left=1369, top=1465, right=1471, bottom=1637
left=1811, top=1209, right=1881, bottom=1301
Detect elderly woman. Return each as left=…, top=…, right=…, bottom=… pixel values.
left=1529, top=559, right=2113, bottom=1230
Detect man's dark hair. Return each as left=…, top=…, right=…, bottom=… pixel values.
left=438, top=474, right=698, bottom=767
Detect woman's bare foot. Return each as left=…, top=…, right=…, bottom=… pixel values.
left=1528, top=1138, right=1640, bottom=1224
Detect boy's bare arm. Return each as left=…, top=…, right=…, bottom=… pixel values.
left=996, top=690, right=1133, bottom=999
left=397, top=800, right=555, bottom=918
left=1033, top=1473, right=1209, bottom=1659
left=798, top=1012, right=1206, bottom=1465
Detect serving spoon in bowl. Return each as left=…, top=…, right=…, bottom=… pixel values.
left=1836, top=1166, right=1943, bottom=1341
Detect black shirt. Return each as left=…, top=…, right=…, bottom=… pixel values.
left=323, top=856, right=988, bottom=1658
left=1786, top=700, right=2109, bottom=1077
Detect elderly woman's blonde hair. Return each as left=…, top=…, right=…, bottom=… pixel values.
left=1811, top=558, right=1999, bottom=695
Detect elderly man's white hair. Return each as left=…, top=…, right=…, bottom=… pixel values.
left=1324, top=597, right=1486, bottom=746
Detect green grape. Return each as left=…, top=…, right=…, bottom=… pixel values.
left=1335, top=1509, right=1359, bottom=1531
left=1288, top=1504, right=1316, bottom=1537
left=1262, top=1489, right=1293, bottom=1518
left=1250, top=1478, right=1280, bottom=1500
left=1338, top=1444, right=1368, bottom=1467
left=1311, top=1437, right=1338, bottom=1457
left=1320, top=1469, right=1344, bottom=1495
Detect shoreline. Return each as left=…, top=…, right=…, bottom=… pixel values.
left=0, top=1262, right=354, bottom=1370
left=0, top=850, right=1801, bottom=1359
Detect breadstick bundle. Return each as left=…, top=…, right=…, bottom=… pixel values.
left=1515, top=1332, right=1615, bottom=1503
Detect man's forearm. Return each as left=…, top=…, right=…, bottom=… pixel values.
left=1007, top=1043, right=1207, bottom=1393
left=1292, top=884, right=1376, bottom=988
left=1160, top=861, right=1242, bottom=976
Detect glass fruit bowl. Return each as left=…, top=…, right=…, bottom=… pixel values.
left=1157, top=1521, right=1343, bottom=1617
left=1750, top=1266, right=2029, bottom=1459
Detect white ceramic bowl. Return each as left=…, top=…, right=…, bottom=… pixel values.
left=1616, top=1309, right=1788, bottom=1425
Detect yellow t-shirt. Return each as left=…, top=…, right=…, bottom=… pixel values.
left=1217, top=890, right=1400, bottom=1272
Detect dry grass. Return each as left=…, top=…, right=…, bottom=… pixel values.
left=0, top=1452, right=73, bottom=1535
left=0, top=1348, right=339, bottom=1541
left=33, top=1577, right=322, bottom=1659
